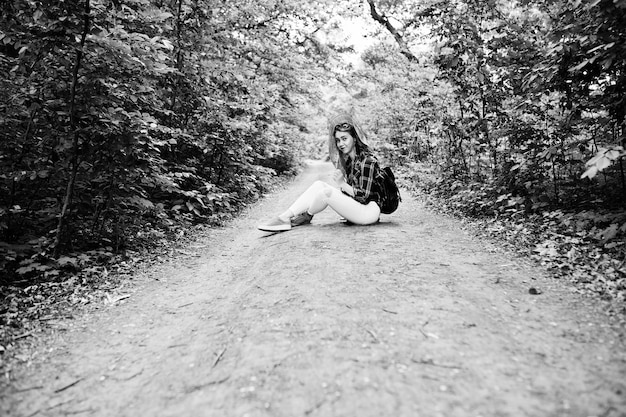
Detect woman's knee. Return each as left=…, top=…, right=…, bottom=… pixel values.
left=309, top=180, right=334, bottom=195
left=306, top=180, right=327, bottom=193
left=312, top=180, right=330, bottom=189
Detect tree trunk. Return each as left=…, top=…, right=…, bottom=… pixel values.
left=552, top=159, right=559, bottom=204
left=170, top=0, right=184, bottom=113
left=619, top=157, right=626, bottom=207
left=53, top=0, right=90, bottom=257
left=366, top=0, right=417, bottom=62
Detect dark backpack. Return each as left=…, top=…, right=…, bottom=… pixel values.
left=378, top=165, right=401, bottom=214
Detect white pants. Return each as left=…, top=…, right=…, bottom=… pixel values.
left=287, top=181, right=380, bottom=225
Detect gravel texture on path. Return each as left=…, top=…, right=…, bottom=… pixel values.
left=2, top=161, right=625, bottom=417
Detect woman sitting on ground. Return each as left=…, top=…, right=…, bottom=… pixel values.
left=257, top=113, right=383, bottom=232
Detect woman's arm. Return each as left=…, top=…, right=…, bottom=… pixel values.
left=340, top=182, right=355, bottom=196
left=333, top=169, right=355, bottom=196
left=352, top=157, right=377, bottom=203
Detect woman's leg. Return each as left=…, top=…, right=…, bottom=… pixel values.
left=285, top=181, right=380, bottom=225
left=284, top=180, right=331, bottom=218
left=259, top=181, right=333, bottom=232
left=323, top=187, right=380, bottom=225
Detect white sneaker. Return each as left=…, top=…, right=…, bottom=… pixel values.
left=257, top=216, right=292, bottom=232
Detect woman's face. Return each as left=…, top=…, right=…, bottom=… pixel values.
left=334, top=130, right=356, bottom=156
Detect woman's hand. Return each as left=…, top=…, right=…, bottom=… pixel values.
left=332, top=169, right=345, bottom=185
left=340, top=182, right=355, bottom=196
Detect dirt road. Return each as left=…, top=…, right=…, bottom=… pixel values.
left=2, top=161, right=626, bottom=417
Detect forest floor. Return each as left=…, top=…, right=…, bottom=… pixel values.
left=1, top=161, right=626, bottom=417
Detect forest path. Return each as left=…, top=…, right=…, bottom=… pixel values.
left=2, top=161, right=626, bottom=417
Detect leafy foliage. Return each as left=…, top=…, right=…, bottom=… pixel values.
left=359, top=0, right=624, bottom=206
left=0, top=0, right=326, bottom=280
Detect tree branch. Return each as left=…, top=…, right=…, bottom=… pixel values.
left=366, top=0, right=417, bottom=62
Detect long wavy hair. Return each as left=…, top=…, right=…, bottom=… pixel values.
left=327, top=113, right=371, bottom=176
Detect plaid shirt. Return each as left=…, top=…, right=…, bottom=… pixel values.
left=345, top=153, right=382, bottom=206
